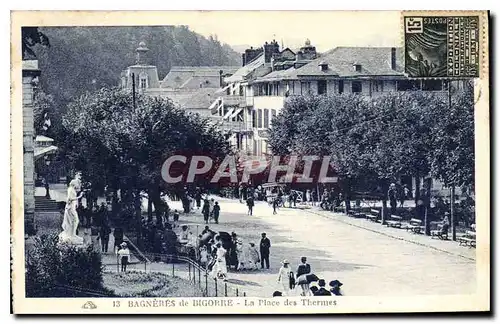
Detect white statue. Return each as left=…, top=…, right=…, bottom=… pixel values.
left=58, top=177, right=84, bottom=245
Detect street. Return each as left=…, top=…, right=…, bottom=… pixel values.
left=163, top=197, right=475, bottom=297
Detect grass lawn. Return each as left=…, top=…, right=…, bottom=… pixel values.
left=103, top=271, right=204, bottom=297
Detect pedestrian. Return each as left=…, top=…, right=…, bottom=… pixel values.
left=117, top=242, right=130, bottom=272
left=239, top=183, right=244, bottom=203
left=315, top=279, right=332, bottom=296
left=211, top=242, right=228, bottom=281
left=173, top=209, right=180, bottom=222
left=200, top=245, right=208, bottom=267
left=259, top=232, right=271, bottom=269
left=247, top=242, right=260, bottom=270
left=388, top=183, right=398, bottom=215
left=277, top=259, right=294, bottom=296
left=213, top=201, right=220, bottom=224
left=113, top=227, right=124, bottom=253
left=329, top=280, right=343, bottom=296
left=98, top=223, right=111, bottom=253
left=272, top=197, right=278, bottom=215
left=202, top=199, right=210, bottom=224
left=296, top=257, right=312, bottom=296
left=246, top=196, right=254, bottom=216
left=195, top=187, right=202, bottom=209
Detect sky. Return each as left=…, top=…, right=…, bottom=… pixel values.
left=182, top=11, right=401, bottom=52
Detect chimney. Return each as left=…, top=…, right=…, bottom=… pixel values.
left=219, top=70, right=224, bottom=88
left=391, top=47, right=397, bottom=70
left=242, top=53, right=246, bottom=67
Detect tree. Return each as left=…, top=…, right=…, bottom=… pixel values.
left=269, top=86, right=474, bottom=232
left=61, top=87, right=231, bottom=229
left=22, top=27, right=50, bottom=60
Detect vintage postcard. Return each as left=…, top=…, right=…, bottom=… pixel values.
left=10, top=10, right=490, bottom=314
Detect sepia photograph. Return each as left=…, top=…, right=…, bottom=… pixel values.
left=11, top=10, right=490, bottom=314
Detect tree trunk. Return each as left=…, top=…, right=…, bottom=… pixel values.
left=150, top=188, right=164, bottom=228
left=344, top=178, right=351, bottom=214
left=414, top=175, right=420, bottom=207
left=147, top=190, right=153, bottom=222
left=134, top=190, right=143, bottom=248
left=451, top=184, right=456, bottom=241
left=424, top=177, right=432, bottom=236
left=381, top=179, right=388, bottom=225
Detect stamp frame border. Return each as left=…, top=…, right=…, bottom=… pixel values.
left=400, top=10, right=489, bottom=80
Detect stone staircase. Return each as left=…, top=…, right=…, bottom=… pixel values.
left=35, top=196, right=60, bottom=212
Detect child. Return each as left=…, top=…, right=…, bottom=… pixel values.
left=213, top=202, right=220, bottom=224
left=200, top=245, right=208, bottom=267
left=117, top=242, right=130, bottom=272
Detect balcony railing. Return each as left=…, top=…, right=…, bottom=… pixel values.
left=221, top=95, right=246, bottom=107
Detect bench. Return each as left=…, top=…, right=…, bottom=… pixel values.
left=347, top=207, right=365, bottom=218
left=458, top=230, right=476, bottom=248
left=385, top=215, right=402, bottom=228
left=431, top=223, right=449, bottom=240
left=404, top=218, right=424, bottom=234
left=366, top=209, right=380, bottom=222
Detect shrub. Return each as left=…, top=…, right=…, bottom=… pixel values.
left=25, top=233, right=107, bottom=297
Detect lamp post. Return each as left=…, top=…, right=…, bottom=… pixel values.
left=44, top=155, right=51, bottom=199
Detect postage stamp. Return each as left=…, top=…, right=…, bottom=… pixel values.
left=403, top=12, right=484, bottom=78
left=10, top=11, right=490, bottom=315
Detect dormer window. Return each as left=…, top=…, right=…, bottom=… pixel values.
left=353, top=63, right=362, bottom=72
left=319, top=61, right=328, bottom=71
left=139, top=72, right=148, bottom=89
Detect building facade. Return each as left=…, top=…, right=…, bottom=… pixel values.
left=23, top=60, right=40, bottom=234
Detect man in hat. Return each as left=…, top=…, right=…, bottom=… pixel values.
left=315, top=279, right=332, bottom=296
left=276, top=259, right=293, bottom=296
left=259, top=233, right=271, bottom=269
left=329, top=280, right=343, bottom=296
left=117, top=242, right=130, bottom=272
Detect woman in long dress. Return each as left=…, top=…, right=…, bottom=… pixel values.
left=211, top=243, right=228, bottom=281
left=277, top=260, right=294, bottom=296
left=59, top=179, right=84, bottom=245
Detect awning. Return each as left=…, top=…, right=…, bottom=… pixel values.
left=34, top=145, right=58, bottom=161
left=223, top=108, right=235, bottom=119
left=229, top=108, right=243, bottom=119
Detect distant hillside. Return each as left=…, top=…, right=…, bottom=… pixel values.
left=231, top=44, right=253, bottom=54
left=33, top=26, right=241, bottom=107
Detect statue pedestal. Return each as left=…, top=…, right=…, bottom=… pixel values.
left=58, top=232, right=84, bottom=246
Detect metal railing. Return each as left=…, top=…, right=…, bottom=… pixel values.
left=107, top=252, right=247, bottom=297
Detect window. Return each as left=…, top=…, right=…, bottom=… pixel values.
left=318, top=80, right=327, bottom=95
left=338, top=80, right=344, bottom=94
left=352, top=81, right=362, bottom=93
left=397, top=80, right=421, bottom=91
left=422, top=80, right=443, bottom=91
left=263, top=109, right=270, bottom=128
left=301, top=82, right=311, bottom=94
left=257, top=109, right=263, bottom=128
left=252, top=110, right=257, bottom=128
left=140, top=78, right=147, bottom=89
left=373, top=80, right=384, bottom=92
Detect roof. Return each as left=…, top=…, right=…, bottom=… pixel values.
left=161, top=66, right=239, bottom=89
left=294, top=47, right=404, bottom=77
left=224, top=53, right=265, bottom=83
left=253, top=47, right=405, bottom=83
left=153, top=88, right=218, bottom=110
left=35, top=135, right=54, bottom=143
